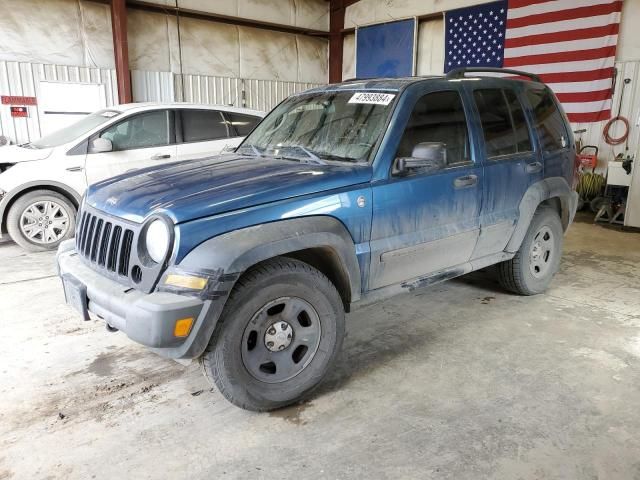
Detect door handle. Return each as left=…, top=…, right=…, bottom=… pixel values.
left=150, top=153, right=171, bottom=160
left=526, top=161, right=543, bottom=174
left=66, top=166, right=84, bottom=172
left=453, top=174, right=477, bottom=189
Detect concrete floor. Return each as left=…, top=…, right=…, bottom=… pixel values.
left=1, top=217, right=639, bottom=479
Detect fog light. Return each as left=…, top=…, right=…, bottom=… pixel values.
left=164, top=274, right=208, bottom=290
left=174, top=317, right=194, bottom=337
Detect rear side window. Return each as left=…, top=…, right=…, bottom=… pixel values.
left=526, top=88, right=567, bottom=152
left=225, top=112, right=260, bottom=137
left=396, top=90, right=470, bottom=166
left=505, top=90, right=532, bottom=153
left=473, top=88, right=532, bottom=158
left=181, top=110, right=228, bottom=143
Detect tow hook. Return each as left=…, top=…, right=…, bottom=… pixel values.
left=106, top=323, right=118, bottom=333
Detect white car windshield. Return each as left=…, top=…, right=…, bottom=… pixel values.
left=238, top=91, right=396, bottom=163
left=29, top=109, right=122, bottom=149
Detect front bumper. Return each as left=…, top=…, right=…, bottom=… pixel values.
left=56, top=240, right=230, bottom=359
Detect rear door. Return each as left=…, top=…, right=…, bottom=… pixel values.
left=176, top=109, right=231, bottom=161
left=368, top=88, right=483, bottom=290
left=85, top=109, right=176, bottom=184
left=223, top=111, right=261, bottom=149
left=467, top=86, right=539, bottom=258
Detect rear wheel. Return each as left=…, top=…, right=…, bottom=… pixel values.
left=7, top=190, right=76, bottom=252
left=497, top=207, right=563, bottom=295
left=201, top=257, right=345, bottom=411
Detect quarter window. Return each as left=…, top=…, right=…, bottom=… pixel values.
left=473, top=88, right=532, bottom=158
left=396, top=90, right=470, bottom=167
left=99, top=110, right=170, bottom=151
left=181, top=110, right=228, bottom=143
left=526, top=88, right=568, bottom=152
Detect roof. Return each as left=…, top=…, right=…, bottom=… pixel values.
left=110, top=102, right=265, bottom=116
left=302, top=71, right=543, bottom=95
left=304, top=77, right=434, bottom=94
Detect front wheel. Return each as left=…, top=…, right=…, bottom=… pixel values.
left=201, top=257, right=345, bottom=411
left=6, top=190, right=76, bottom=252
left=497, top=207, right=563, bottom=295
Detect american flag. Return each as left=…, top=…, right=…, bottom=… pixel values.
left=444, top=0, right=622, bottom=123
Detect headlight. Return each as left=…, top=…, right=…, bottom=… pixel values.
left=145, top=219, right=171, bottom=263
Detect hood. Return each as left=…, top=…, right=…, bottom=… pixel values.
left=87, top=153, right=373, bottom=224
left=0, top=145, right=54, bottom=163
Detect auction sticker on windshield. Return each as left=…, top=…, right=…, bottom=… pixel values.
left=348, top=92, right=395, bottom=105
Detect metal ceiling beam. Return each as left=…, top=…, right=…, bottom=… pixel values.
left=125, top=1, right=330, bottom=37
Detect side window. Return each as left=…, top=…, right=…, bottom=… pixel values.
left=224, top=112, right=260, bottom=137
left=504, top=90, right=532, bottom=153
left=526, top=88, right=568, bottom=152
left=99, top=110, right=170, bottom=151
left=474, top=89, right=533, bottom=158
left=181, top=109, right=228, bottom=143
left=396, top=90, right=470, bottom=167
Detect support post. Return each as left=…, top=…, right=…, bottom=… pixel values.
left=329, top=0, right=346, bottom=84
left=111, top=0, right=132, bottom=104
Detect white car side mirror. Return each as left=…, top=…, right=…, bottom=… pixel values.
left=92, top=137, right=113, bottom=153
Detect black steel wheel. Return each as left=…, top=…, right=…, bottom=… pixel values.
left=201, top=257, right=345, bottom=411
left=497, top=207, right=563, bottom=295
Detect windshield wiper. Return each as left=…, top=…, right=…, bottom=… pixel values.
left=279, top=145, right=327, bottom=165
left=238, top=144, right=262, bottom=157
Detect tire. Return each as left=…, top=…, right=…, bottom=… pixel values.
left=201, top=257, right=345, bottom=411
left=497, top=207, right=563, bottom=295
left=6, top=189, right=76, bottom=252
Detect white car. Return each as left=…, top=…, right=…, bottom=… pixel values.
left=0, top=103, right=264, bottom=251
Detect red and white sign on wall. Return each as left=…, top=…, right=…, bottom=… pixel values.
left=1, top=95, right=37, bottom=106
left=10, top=106, right=28, bottom=118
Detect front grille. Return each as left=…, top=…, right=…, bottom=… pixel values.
left=73, top=205, right=168, bottom=294
left=76, top=209, right=135, bottom=278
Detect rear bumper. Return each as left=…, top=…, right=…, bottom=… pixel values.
left=56, top=240, right=232, bottom=359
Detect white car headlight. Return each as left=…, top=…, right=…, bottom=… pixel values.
left=145, top=219, right=171, bottom=263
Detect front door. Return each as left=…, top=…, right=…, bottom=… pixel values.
left=369, top=89, right=483, bottom=290
left=467, top=86, right=541, bottom=258
left=85, top=109, right=176, bottom=185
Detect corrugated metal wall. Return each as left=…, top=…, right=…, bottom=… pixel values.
left=0, top=61, right=118, bottom=144
left=571, top=61, right=640, bottom=170
left=0, top=62, right=322, bottom=144
left=177, top=74, right=321, bottom=111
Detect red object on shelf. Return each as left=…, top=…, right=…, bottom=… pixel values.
left=578, top=145, right=598, bottom=170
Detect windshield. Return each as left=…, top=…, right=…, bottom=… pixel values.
left=30, top=109, right=122, bottom=148
left=239, top=91, right=396, bottom=163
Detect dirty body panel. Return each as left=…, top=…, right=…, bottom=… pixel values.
left=57, top=72, right=578, bottom=361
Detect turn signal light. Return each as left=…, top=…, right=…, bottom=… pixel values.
left=164, top=274, right=208, bottom=290
left=174, top=317, right=194, bottom=337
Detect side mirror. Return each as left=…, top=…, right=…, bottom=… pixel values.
left=396, top=142, right=446, bottom=175
left=91, top=137, right=113, bottom=153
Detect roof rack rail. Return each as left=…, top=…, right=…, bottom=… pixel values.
left=446, top=67, right=541, bottom=83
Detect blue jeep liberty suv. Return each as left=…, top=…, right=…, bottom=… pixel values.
left=57, top=68, right=579, bottom=411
